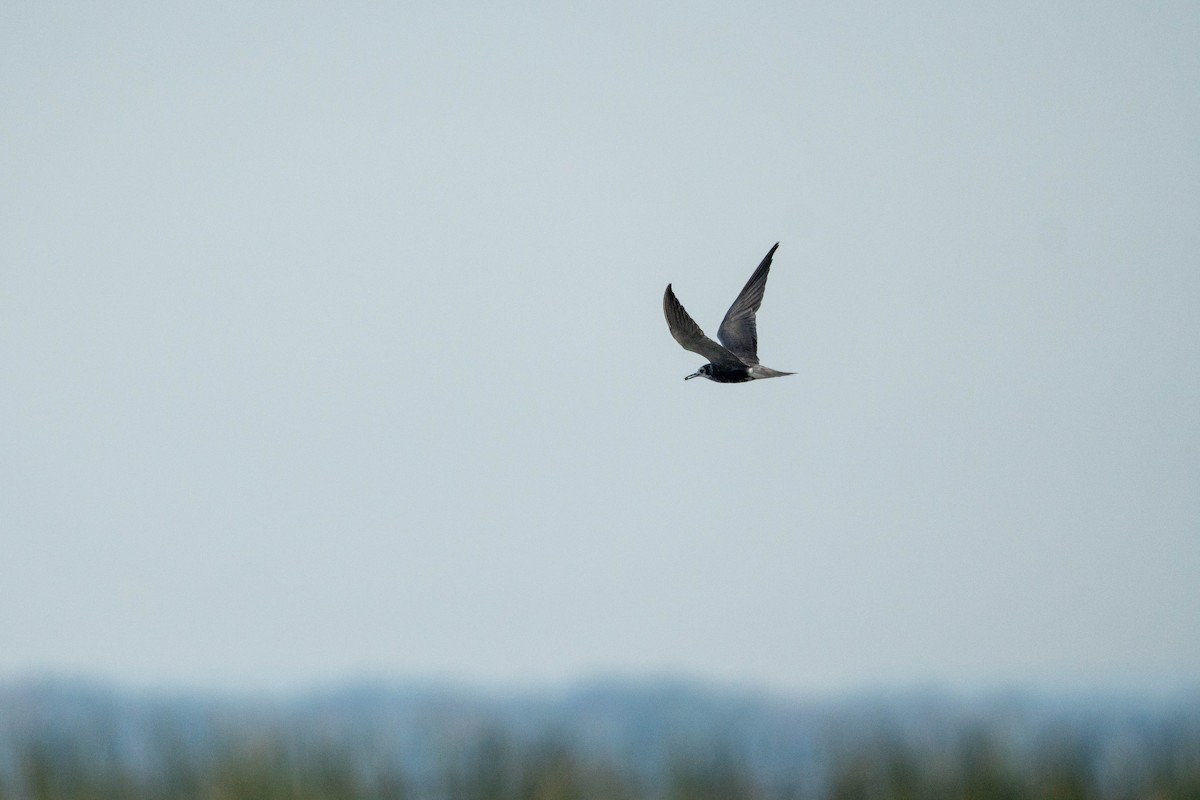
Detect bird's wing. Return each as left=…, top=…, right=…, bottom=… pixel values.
left=663, top=284, right=746, bottom=368
left=716, top=242, right=779, bottom=365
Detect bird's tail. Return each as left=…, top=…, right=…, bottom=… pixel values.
left=748, top=366, right=795, bottom=379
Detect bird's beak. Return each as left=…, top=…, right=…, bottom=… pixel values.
left=684, top=371, right=701, bottom=380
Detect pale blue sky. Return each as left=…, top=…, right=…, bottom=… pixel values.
left=2, top=1, right=1198, bottom=693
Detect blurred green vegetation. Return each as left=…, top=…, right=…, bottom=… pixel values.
left=4, top=728, right=1199, bottom=800
left=1, top=685, right=1197, bottom=800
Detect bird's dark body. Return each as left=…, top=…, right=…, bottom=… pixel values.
left=703, top=363, right=753, bottom=383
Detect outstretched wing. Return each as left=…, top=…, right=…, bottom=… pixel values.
left=716, top=242, right=779, bottom=365
left=663, top=284, right=746, bottom=368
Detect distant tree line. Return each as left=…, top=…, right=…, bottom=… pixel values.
left=0, top=681, right=1197, bottom=799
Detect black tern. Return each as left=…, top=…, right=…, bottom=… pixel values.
left=663, top=243, right=794, bottom=383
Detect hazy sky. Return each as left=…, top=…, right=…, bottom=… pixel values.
left=2, top=1, right=1198, bottom=694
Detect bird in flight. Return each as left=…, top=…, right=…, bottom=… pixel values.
left=663, top=243, right=794, bottom=383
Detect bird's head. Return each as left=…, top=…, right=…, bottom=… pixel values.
left=685, top=364, right=713, bottom=381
